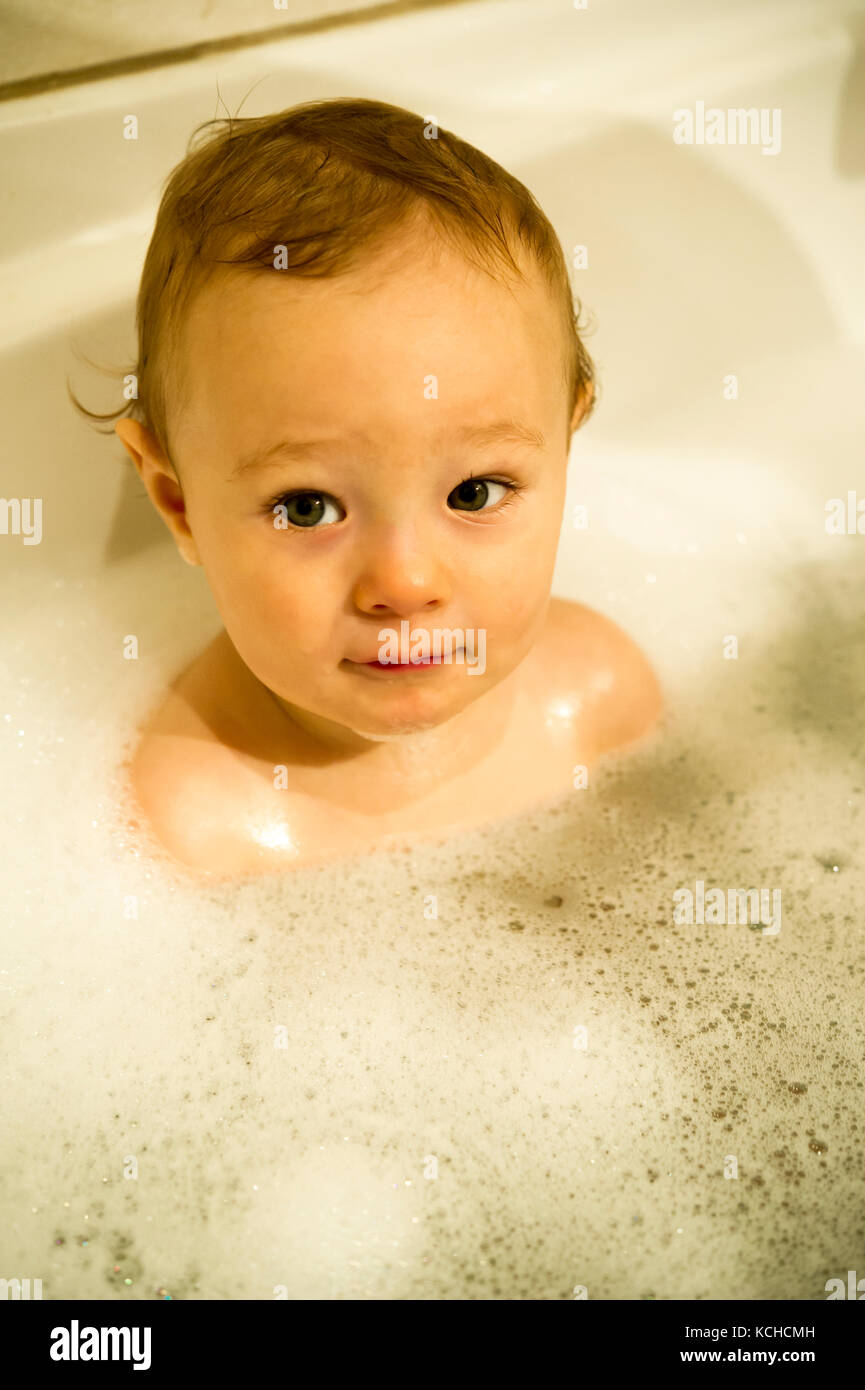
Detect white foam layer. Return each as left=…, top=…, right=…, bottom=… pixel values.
left=1, top=526, right=862, bottom=1299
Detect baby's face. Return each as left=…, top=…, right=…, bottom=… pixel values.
left=170, top=230, right=575, bottom=738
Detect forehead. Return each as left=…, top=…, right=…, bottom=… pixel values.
left=176, top=233, right=566, bottom=455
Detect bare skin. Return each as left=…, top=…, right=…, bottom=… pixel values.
left=123, top=598, right=662, bottom=877
left=116, top=213, right=663, bottom=879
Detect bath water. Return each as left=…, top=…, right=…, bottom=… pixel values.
left=1, top=489, right=862, bottom=1302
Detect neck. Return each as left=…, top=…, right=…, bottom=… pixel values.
left=266, top=666, right=524, bottom=794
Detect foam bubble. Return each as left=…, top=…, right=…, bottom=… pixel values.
left=1, top=538, right=863, bottom=1299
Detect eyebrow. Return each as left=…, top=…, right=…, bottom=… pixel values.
left=230, top=418, right=547, bottom=479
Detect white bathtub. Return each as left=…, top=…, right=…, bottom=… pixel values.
left=1, top=0, right=863, bottom=1301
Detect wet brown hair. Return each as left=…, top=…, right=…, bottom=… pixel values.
left=70, top=96, right=597, bottom=462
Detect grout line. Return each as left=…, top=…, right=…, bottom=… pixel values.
left=0, top=0, right=476, bottom=103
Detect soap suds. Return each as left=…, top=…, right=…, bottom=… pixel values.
left=1, top=533, right=863, bottom=1301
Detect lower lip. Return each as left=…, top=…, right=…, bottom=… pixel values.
left=370, top=656, right=443, bottom=668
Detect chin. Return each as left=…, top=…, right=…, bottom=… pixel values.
left=345, top=698, right=462, bottom=740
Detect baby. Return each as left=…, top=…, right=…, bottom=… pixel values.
left=107, top=97, right=662, bottom=875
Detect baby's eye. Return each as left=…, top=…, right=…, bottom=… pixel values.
left=447, top=478, right=514, bottom=512
left=272, top=492, right=343, bottom=529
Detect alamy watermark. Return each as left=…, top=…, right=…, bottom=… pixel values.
left=673, top=879, right=781, bottom=935
left=825, top=492, right=865, bottom=534
left=673, top=101, right=781, bottom=156
left=0, top=497, right=42, bottom=545
left=50, top=1321, right=151, bottom=1370
left=1, top=1277, right=42, bottom=1299
left=825, top=1270, right=865, bottom=1299
left=377, top=621, right=486, bottom=675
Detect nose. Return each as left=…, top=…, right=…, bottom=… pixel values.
left=351, top=521, right=450, bottom=619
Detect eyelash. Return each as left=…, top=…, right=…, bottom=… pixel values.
left=263, top=475, right=526, bottom=525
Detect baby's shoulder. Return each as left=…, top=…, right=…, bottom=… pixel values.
left=122, top=683, right=245, bottom=874
left=121, top=637, right=276, bottom=873
left=122, top=639, right=354, bottom=876
left=533, top=598, right=664, bottom=754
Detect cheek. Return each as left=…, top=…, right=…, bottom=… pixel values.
left=467, top=569, right=550, bottom=658
left=216, top=573, right=334, bottom=700
left=482, top=520, right=559, bottom=601
left=192, top=519, right=333, bottom=656
left=234, top=564, right=338, bottom=657
left=485, top=536, right=559, bottom=646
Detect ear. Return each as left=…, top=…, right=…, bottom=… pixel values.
left=570, top=380, right=595, bottom=435
left=114, top=419, right=201, bottom=566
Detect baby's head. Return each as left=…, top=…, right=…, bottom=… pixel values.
left=109, top=98, right=596, bottom=738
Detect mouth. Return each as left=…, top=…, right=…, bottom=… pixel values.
left=345, top=652, right=463, bottom=675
